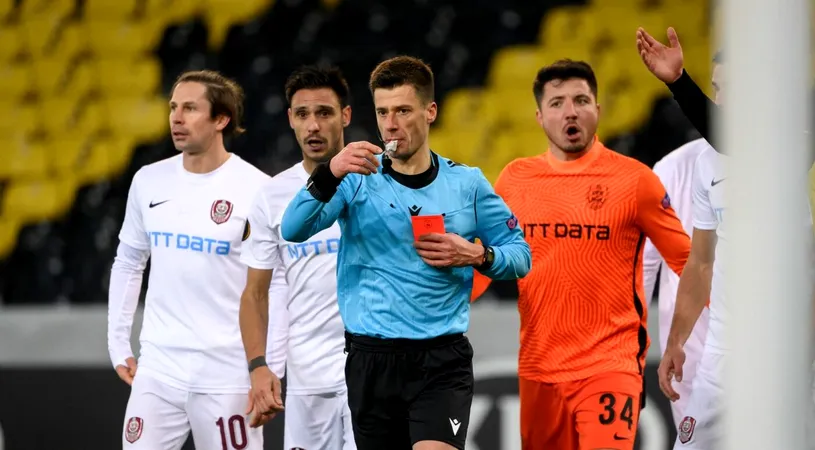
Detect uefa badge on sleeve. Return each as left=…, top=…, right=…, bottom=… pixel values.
left=661, top=192, right=672, bottom=209
left=211, top=199, right=233, bottom=224
left=125, top=417, right=143, bottom=443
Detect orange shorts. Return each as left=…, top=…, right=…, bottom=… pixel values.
left=520, top=371, right=643, bottom=450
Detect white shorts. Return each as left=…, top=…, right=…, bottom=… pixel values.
left=284, top=391, right=355, bottom=450
left=673, top=351, right=724, bottom=450
left=668, top=352, right=704, bottom=427
left=122, top=373, right=263, bottom=450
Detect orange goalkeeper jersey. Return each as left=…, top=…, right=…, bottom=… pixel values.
left=496, top=139, right=691, bottom=383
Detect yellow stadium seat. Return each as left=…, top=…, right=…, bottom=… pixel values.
left=0, top=0, right=14, bottom=18
left=480, top=88, right=540, bottom=131
left=100, top=96, right=169, bottom=142
left=47, top=133, right=89, bottom=175
left=62, top=60, right=97, bottom=100
left=439, top=87, right=484, bottom=128
left=83, top=19, right=159, bottom=57
left=83, top=0, right=138, bottom=20
left=49, top=22, right=86, bottom=60
left=0, top=63, right=34, bottom=99
left=589, top=6, right=668, bottom=46
left=38, top=97, right=81, bottom=136
left=539, top=5, right=596, bottom=48
left=203, top=0, right=273, bottom=49
left=488, top=45, right=592, bottom=88
left=320, top=0, right=341, bottom=10
left=0, top=25, right=24, bottom=61
left=143, top=0, right=200, bottom=27
left=0, top=139, right=49, bottom=180
left=94, top=57, right=162, bottom=96
left=658, top=5, right=708, bottom=45
left=3, top=177, right=76, bottom=222
left=31, top=56, right=71, bottom=97
left=483, top=128, right=547, bottom=182
left=0, top=215, right=21, bottom=259
left=18, top=0, right=74, bottom=22
left=80, top=136, right=137, bottom=183
left=19, top=15, right=64, bottom=57
left=74, top=99, right=109, bottom=137
left=429, top=127, right=490, bottom=167
left=0, top=101, right=39, bottom=138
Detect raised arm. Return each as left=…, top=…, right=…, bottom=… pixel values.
left=281, top=141, right=382, bottom=242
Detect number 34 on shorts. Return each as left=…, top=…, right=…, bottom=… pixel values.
left=594, top=392, right=638, bottom=439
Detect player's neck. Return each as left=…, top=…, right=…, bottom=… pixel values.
left=549, top=139, right=595, bottom=162
left=302, top=156, right=320, bottom=175
left=390, top=146, right=431, bottom=175
left=182, top=143, right=231, bottom=174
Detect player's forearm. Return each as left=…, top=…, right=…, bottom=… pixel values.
left=107, top=243, right=148, bottom=367
left=667, top=261, right=712, bottom=348
left=666, top=69, right=718, bottom=149
left=239, top=288, right=270, bottom=362
left=481, top=240, right=532, bottom=280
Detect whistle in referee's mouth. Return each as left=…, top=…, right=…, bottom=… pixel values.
left=385, top=140, right=399, bottom=155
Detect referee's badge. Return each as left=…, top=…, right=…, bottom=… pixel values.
left=211, top=199, right=233, bottom=224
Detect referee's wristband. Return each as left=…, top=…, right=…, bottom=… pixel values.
left=307, top=162, right=343, bottom=203
left=248, top=356, right=267, bottom=373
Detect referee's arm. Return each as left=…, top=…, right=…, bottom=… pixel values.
left=281, top=162, right=351, bottom=243
left=472, top=174, right=532, bottom=280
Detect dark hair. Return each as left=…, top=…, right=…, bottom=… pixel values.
left=284, top=65, right=351, bottom=108
left=712, top=50, right=723, bottom=64
left=369, top=56, right=435, bottom=104
left=172, top=70, right=246, bottom=137
left=532, top=59, right=598, bottom=106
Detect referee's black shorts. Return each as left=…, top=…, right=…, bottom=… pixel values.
left=344, top=331, right=474, bottom=450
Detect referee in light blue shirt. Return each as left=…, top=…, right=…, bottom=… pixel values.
left=281, top=56, right=531, bottom=450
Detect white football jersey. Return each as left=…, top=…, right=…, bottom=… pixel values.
left=240, top=162, right=346, bottom=396
left=117, top=153, right=270, bottom=393
left=692, top=147, right=728, bottom=355
left=643, top=138, right=711, bottom=358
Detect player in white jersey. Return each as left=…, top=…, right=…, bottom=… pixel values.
left=108, top=70, right=274, bottom=450
left=642, top=137, right=711, bottom=426
left=239, top=65, right=356, bottom=449
left=657, top=143, right=726, bottom=450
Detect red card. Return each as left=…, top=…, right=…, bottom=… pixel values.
left=411, top=215, right=445, bottom=241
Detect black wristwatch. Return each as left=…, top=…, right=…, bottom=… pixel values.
left=476, top=245, right=495, bottom=270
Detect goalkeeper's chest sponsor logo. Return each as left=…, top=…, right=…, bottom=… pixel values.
left=522, top=222, right=611, bottom=240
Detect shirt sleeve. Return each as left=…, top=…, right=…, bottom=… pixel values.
left=266, top=268, right=289, bottom=379
left=642, top=159, right=671, bottom=305
left=118, top=170, right=151, bottom=250
left=107, top=241, right=150, bottom=368
left=666, top=69, right=719, bottom=149
left=241, top=188, right=284, bottom=270
left=635, top=168, right=691, bottom=277
left=473, top=170, right=532, bottom=280
left=692, top=156, right=719, bottom=231
left=280, top=165, right=358, bottom=243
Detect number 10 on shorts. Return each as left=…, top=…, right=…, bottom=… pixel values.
left=216, top=415, right=248, bottom=450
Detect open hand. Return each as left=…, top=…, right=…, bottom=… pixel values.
left=414, top=233, right=484, bottom=268
left=636, top=27, right=684, bottom=84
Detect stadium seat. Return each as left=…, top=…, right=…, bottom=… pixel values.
left=538, top=5, right=595, bottom=48
left=0, top=216, right=20, bottom=259
left=3, top=177, right=76, bottom=223
left=49, top=22, right=86, bottom=61
left=80, top=136, right=138, bottom=184
left=0, top=0, right=13, bottom=19
left=47, top=133, right=90, bottom=176
left=487, top=128, right=549, bottom=176
left=429, top=127, right=490, bottom=167
left=439, top=87, right=484, bottom=129
left=480, top=88, right=540, bottom=131
left=589, top=6, right=669, bottom=46
left=0, top=25, right=23, bottom=61
left=17, top=0, right=75, bottom=22
left=0, top=101, right=39, bottom=138
left=0, top=139, right=49, bottom=181
left=83, top=19, right=160, bottom=57
left=83, top=0, right=138, bottom=21
left=31, top=56, right=71, bottom=97
left=19, top=15, right=65, bottom=57
left=99, top=96, right=169, bottom=142
left=203, top=0, right=273, bottom=49
left=38, top=96, right=82, bottom=137
left=94, top=58, right=162, bottom=97
left=488, top=45, right=592, bottom=88
left=0, top=63, right=34, bottom=100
